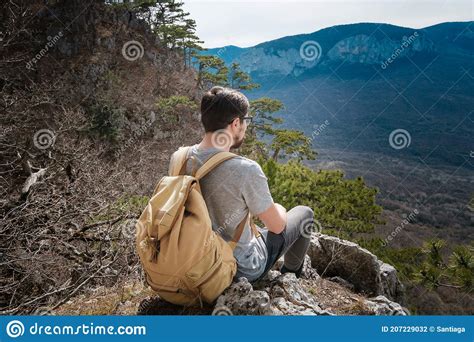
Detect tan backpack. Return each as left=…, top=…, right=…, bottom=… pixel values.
left=135, top=146, right=260, bottom=307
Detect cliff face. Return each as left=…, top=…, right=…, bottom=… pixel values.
left=202, top=22, right=474, bottom=82
left=237, top=47, right=314, bottom=77
left=232, top=32, right=435, bottom=77
left=326, top=33, right=434, bottom=64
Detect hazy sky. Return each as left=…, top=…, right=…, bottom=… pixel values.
left=182, top=0, right=473, bottom=48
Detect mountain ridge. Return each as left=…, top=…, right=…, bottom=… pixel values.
left=205, top=21, right=473, bottom=55
left=197, top=20, right=474, bottom=170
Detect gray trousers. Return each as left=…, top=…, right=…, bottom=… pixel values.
left=253, top=205, right=314, bottom=282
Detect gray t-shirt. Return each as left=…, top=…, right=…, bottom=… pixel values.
left=168, top=144, right=273, bottom=281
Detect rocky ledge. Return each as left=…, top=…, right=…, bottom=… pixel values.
left=138, top=234, right=410, bottom=316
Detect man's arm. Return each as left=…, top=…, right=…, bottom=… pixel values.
left=241, top=161, right=287, bottom=234
left=257, top=203, right=287, bottom=234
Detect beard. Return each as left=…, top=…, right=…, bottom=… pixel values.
left=231, top=130, right=245, bottom=149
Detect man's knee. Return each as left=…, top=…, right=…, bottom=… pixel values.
left=294, top=205, right=314, bottom=219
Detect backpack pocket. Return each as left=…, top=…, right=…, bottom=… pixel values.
left=185, top=244, right=236, bottom=304
left=185, top=246, right=222, bottom=287
left=146, top=269, right=197, bottom=305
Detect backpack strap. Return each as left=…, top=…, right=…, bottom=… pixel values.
left=194, top=151, right=262, bottom=246
left=151, top=146, right=191, bottom=196
left=171, top=148, right=261, bottom=247
left=169, top=146, right=192, bottom=176
left=250, top=219, right=261, bottom=238
left=194, top=151, right=238, bottom=180
left=228, top=213, right=261, bottom=250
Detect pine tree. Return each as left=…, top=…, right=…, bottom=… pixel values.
left=448, top=245, right=473, bottom=291
left=239, top=97, right=283, bottom=159
left=259, top=158, right=383, bottom=236
left=423, top=239, right=446, bottom=268
left=152, top=0, right=203, bottom=64
left=194, top=55, right=228, bottom=89
left=270, top=129, right=316, bottom=162
left=228, top=62, right=259, bottom=90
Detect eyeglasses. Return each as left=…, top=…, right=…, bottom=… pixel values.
left=228, top=116, right=253, bottom=125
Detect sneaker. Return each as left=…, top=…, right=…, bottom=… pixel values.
left=280, top=262, right=304, bottom=278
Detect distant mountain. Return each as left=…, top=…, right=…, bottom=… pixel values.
left=200, top=22, right=474, bottom=169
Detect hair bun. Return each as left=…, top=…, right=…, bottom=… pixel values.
left=209, top=86, right=224, bottom=95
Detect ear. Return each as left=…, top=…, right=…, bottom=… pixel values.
left=229, top=117, right=240, bottom=130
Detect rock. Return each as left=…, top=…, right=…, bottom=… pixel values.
left=300, top=255, right=321, bottom=280
left=307, top=233, right=404, bottom=303
left=365, top=296, right=410, bottom=315
left=272, top=255, right=320, bottom=280
left=379, top=263, right=405, bottom=303
left=329, top=276, right=355, bottom=291
left=137, top=273, right=408, bottom=316
left=214, top=277, right=270, bottom=315
left=217, top=273, right=333, bottom=316
left=137, top=238, right=408, bottom=316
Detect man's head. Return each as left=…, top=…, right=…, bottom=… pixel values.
left=200, top=86, right=251, bottom=149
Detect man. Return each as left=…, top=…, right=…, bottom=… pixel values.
left=168, top=86, right=314, bottom=283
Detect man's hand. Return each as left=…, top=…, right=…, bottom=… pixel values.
left=256, top=202, right=287, bottom=234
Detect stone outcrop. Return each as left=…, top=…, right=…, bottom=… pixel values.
left=137, top=247, right=409, bottom=316
left=365, top=296, right=410, bottom=316
left=307, top=234, right=404, bottom=303
left=214, top=272, right=332, bottom=316
left=233, top=32, right=434, bottom=77
left=326, top=34, right=434, bottom=65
